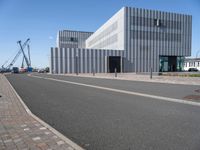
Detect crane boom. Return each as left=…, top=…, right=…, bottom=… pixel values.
left=5, top=38, right=30, bottom=69
left=17, top=40, right=30, bottom=67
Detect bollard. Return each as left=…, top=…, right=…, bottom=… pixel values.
left=76, top=56, right=78, bottom=75
left=150, top=67, right=152, bottom=79
left=115, top=68, right=117, bottom=77
left=93, top=68, right=95, bottom=76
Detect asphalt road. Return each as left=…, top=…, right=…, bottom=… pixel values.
left=6, top=73, right=200, bottom=150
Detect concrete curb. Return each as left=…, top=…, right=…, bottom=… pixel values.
left=4, top=75, right=84, bottom=150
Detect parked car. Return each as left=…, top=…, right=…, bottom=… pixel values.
left=188, top=68, right=198, bottom=72
left=38, top=69, right=45, bottom=73
left=12, top=67, right=19, bottom=73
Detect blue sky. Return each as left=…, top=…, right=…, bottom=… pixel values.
left=0, top=0, right=199, bottom=68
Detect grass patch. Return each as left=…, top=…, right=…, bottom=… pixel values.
left=188, top=74, right=200, bottom=77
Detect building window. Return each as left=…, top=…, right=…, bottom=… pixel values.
left=185, top=63, right=187, bottom=67
left=154, top=19, right=161, bottom=27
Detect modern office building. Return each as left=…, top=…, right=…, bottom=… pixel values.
left=50, top=7, right=192, bottom=74
left=56, top=30, right=93, bottom=48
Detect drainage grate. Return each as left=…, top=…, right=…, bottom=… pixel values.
left=195, top=89, right=200, bottom=93
left=0, top=95, right=1, bottom=98
left=183, top=95, right=200, bottom=101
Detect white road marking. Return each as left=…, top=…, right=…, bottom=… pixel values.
left=29, top=74, right=200, bottom=107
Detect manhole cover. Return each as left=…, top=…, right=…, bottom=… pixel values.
left=195, top=89, right=200, bottom=93
left=183, top=95, right=200, bottom=101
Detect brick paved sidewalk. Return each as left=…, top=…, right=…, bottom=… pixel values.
left=0, top=75, right=83, bottom=150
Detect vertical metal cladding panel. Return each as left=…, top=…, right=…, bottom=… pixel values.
left=91, top=49, right=94, bottom=73
left=172, top=13, right=175, bottom=55
left=73, top=48, right=75, bottom=73
left=85, top=48, right=87, bottom=73
left=70, top=48, right=73, bottom=73
left=105, top=50, right=107, bottom=73
left=57, top=48, right=61, bottom=74
left=184, top=15, right=188, bottom=56
left=153, top=10, right=156, bottom=71
left=150, top=10, right=153, bottom=71
left=50, top=48, right=54, bottom=73
left=184, top=15, right=187, bottom=56
left=68, top=48, right=71, bottom=73
left=174, top=13, right=177, bottom=55
left=164, top=11, right=167, bottom=55
left=90, top=49, right=92, bottom=73
left=83, top=49, right=87, bottom=73
left=60, top=48, right=63, bottom=73
left=96, top=50, right=99, bottom=73
left=64, top=48, right=67, bottom=73
left=99, top=50, right=101, bottom=73
left=101, top=50, right=105, bottom=73
left=170, top=12, right=173, bottom=56
left=101, top=50, right=104, bottom=73
left=160, top=11, right=163, bottom=56
left=185, top=15, right=189, bottom=56
left=147, top=9, right=150, bottom=72
left=62, top=48, right=65, bottom=73
left=55, top=48, right=59, bottom=74
left=181, top=14, right=184, bottom=56
left=158, top=11, right=161, bottom=70
left=187, top=15, right=190, bottom=56
left=88, top=49, right=91, bottom=73
left=53, top=48, right=56, bottom=73
left=128, top=7, right=131, bottom=62
left=155, top=10, right=159, bottom=72
left=102, top=50, right=106, bottom=73
left=189, top=16, right=192, bottom=56
left=142, top=9, right=145, bottom=72
left=77, top=49, right=81, bottom=73
left=67, top=48, right=70, bottom=73
left=138, top=8, right=142, bottom=72
left=82, top=49, right=85, bottom=73
left=81, top=48, right=83, bottom=73
left=80, top=48, right=83, bottom=73
left=95, top=50, right=98, bottom=73
left=144, top=9, right=147, bottom=72
left=180, top=14, right=183, bottom=56
left=177, top=14, right=180, bottom=55
left=133, top=8, right=137, bottom=72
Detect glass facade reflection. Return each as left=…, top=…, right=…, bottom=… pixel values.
left=159, top=56, right=184, bottom=72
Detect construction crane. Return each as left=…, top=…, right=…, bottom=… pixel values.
left=1, top=38, right=31, bottom=71
left=21, top=43, right=31, bottom=69
left=17, top=40, right=32, bottom=71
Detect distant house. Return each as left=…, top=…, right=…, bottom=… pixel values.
left=184, top=58, right=200, bottom=71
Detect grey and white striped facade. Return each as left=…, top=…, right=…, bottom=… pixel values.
left=50, top=7, right=192, bottom=74
left=50, top=48, right=124, bottom=74
left=57, top=30, right=93, bottom=48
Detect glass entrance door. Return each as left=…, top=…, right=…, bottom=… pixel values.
left=159, top=56, right=168, bottom=72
